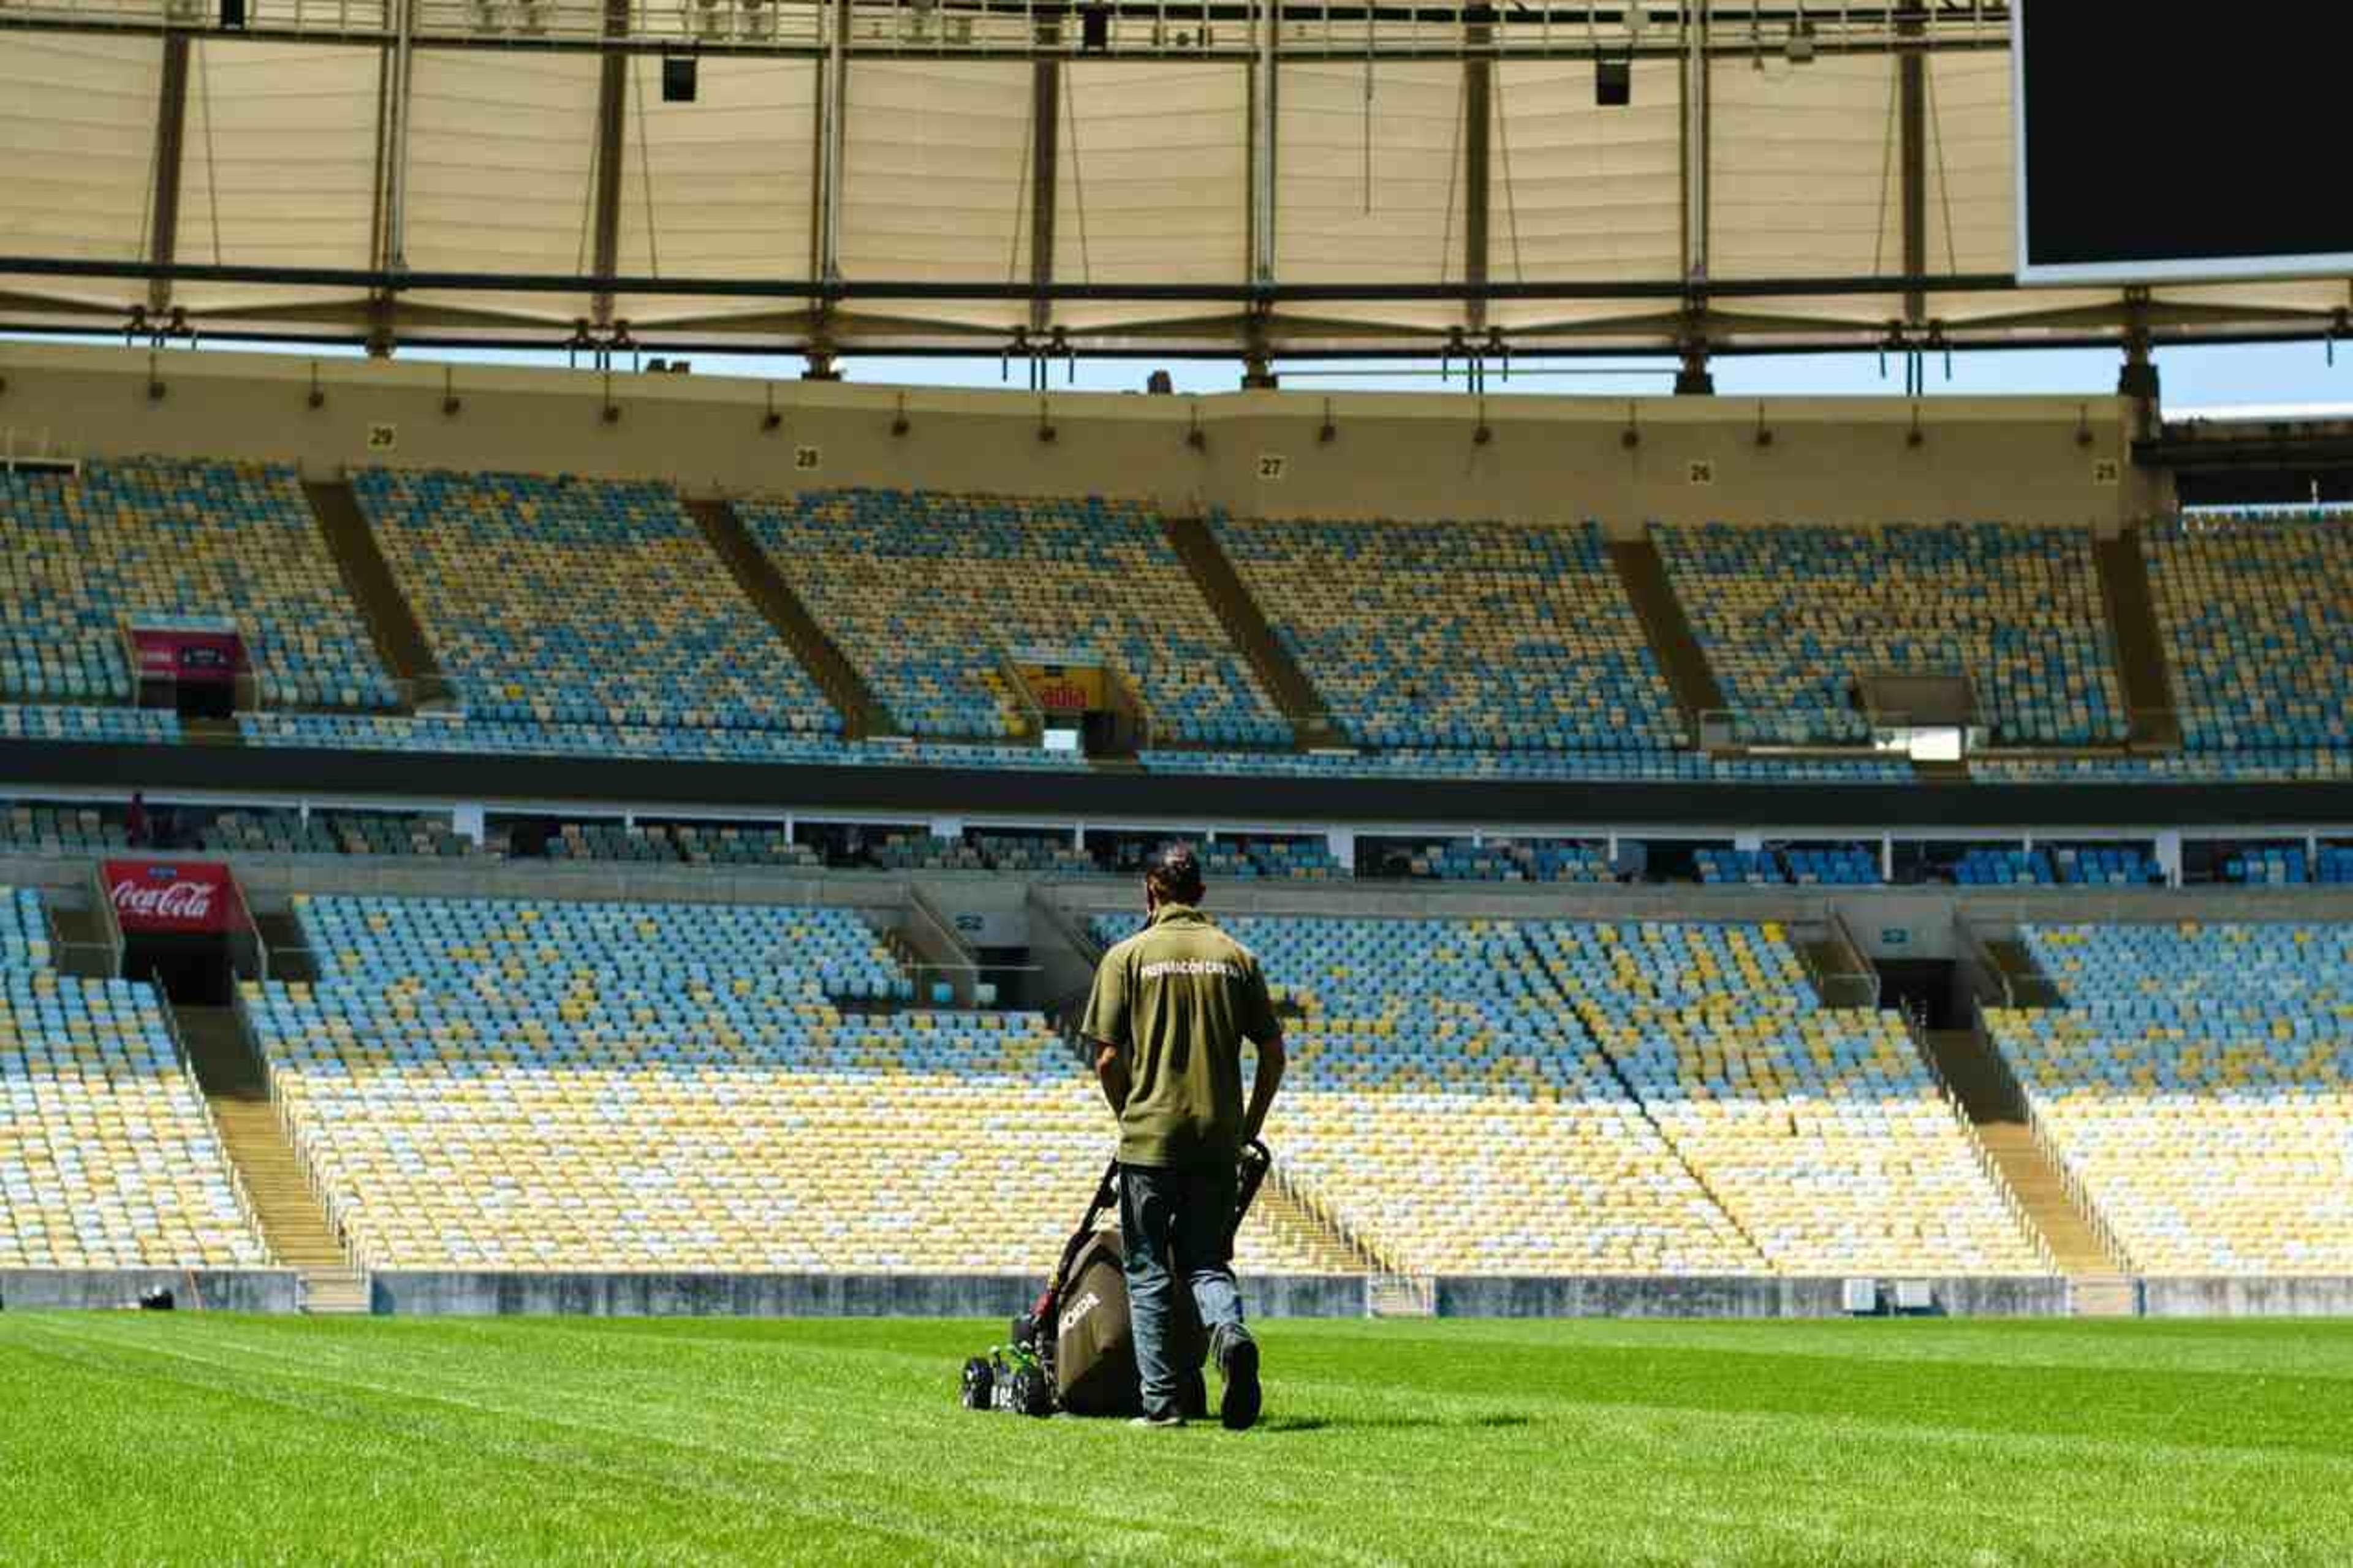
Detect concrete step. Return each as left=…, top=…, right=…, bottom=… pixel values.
left=1369, top=1273, right=1436, bottom=1317
left=2091, top=528, right=2183, bottom=751
left=305, top=478, right=455, bottom=710
left=301, top=1267, right=372, bottom=1316
left=1605, top=536, right=1725, bottom=741
left=1161, top=513, right=1346, bottom=750
left=169, top=1000, right=349, bottom=1271
left=2069, top=1276, right=2142, bottom=1317
left=686, top=496, right=887, bottom=740
left=182, top=716, right=245, bottom=749
left=45, top=903, right=118, bottom=979
left=1985, top=939, right=2064, bottom=1009
left=1251, top=1178, right=1377, bottom=1276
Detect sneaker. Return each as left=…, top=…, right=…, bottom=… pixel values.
left=1130, top=1411, right=1186, bottom=1430
left=1217, top=1333, right=1262, bottom=1431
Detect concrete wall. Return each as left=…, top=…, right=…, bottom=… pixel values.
left=0, top=342, right=2143, bottom=529
left=368, top=1271, right=1368, bottom=1318
left=2139, top=1278, right=2353, bottom=1318
left=0, top=1268, right=301, bottom=1312
left=1432, top=1275, right=2069, bottom=1319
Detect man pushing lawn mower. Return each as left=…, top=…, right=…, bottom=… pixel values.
left=1080, top=841, right=1286, bottom=1430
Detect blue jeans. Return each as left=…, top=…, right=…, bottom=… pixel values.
left=1121, top=1159, right=1249, bottom=1418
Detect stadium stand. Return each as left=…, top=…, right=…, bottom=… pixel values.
left=0, top=886, right=269, bottom=1268
left=1088, top=912, right=1760, bottom=1276
left=0, top=458, right=396, bottom=712
left=1696, top=849, right=1785, bottom=885
left=738, top=490, right=1286, bottom=748
left=1953, top=847, right=2165, bottom=887
left=1210, top=515, right=1684, bottom=756
left=1540, top=921, right=2045, bottom=1274
left=235, top=712, right=1088, bottom=770
left=1970, top=751, right=2353, bottom=784
left=1197, top=836, right=1347, bottom=882
left=869, top=832, right=989, bottom=872
left=1137, top=747, right=1913, bottom=781
left=1654, top=521, right=2128, bottom=746
left=1368, top=838, right=1615, bottom=883
left=1, top=801, right=127, bottom=855
left=1696, top=845, right=1881, bottom=886
left=0, top=704, right=183, bottom=746
left=1783, top=845, right=1883, bottom=885
left=971, top=831, right=1099, bottom=877
left=2220, top=846, right=2353, bottom=886
left=352, top=469, right=843, bottom=742
left=1987, top=922, right=2353, bottom=1273
left=248, top=894, right=1322, bottom=1273
left=2143, top=514, right=2353, bottom=755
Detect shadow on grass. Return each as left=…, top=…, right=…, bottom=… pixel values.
left=1258, top=1411, right=1532, bottom=1435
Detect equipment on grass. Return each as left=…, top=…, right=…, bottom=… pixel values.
left=958, top=1139, right=1270, bottom=1418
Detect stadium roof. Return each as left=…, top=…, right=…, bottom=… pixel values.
left=0, top=1, right=2345, bottom=363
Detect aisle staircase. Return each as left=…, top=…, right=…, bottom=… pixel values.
left=1917, top=1026, right=2137, bottom=1316
left=1251, top=1178, right=1381, bottom=1278
left=304, top=479, right=456, bottom=713
left=687, top=497, right=895, bottom=740
left=1160, top=513, right=1347, bottom=751
left=172, top=1001, right=368, bottom=1314
left=46, top=901, right=118, bottom=980
left=2091, top=528, right=2184, bottom=751
left=1985, top=937, right=2064, bottom=1009
left=182, top=716, right=245, bottom=748
left=1605, top=536, right=1726, bottom=743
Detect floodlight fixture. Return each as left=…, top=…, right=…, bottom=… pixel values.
left=1596, top=55, right=1631, bottom=107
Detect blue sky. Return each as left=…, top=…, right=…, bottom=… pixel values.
left=43, top=332, right=2353, bottom=414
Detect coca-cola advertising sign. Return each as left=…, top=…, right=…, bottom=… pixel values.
left=103, top=860, right=240, bottom=934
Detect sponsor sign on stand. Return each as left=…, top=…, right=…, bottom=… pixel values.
left=103, top=860, right=240, bottom=934
left=129, top=623, right=247, bottom=687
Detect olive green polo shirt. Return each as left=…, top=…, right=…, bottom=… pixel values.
left=1080, top=903, right=1281, bottom=1168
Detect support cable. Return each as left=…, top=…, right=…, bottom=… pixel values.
left=1493, top=66, right=1523, bottom=284
left=1063, top=69, right=1091, bottom=284
left=633, top=59, right=660, bottom=279
left=196, top=40, right=224, bottom=267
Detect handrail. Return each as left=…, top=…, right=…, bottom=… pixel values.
left=990, top=645, right=1050, bottom=743
left=1901, top=1005, right=2057, bottom=1274
left=88, top=862, right=125, bottom=978
left=1969, top=1006, right=2137, bottom=1276
left=37, top=892, right=64, bottom=971
left=1954, top=911, right=2015, bottom=1010
left=156, top=972, right=268, bottom=1256
left=1268, top=1161, right=1394, bottom=1276
left=1822, top=907, right=1881, bottom=1009
left=236, top=983, right=359, bottom=1269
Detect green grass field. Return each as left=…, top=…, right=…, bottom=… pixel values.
left=2, top=1314, right=2350, bottom=1565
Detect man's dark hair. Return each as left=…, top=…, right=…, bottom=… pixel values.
left=1144, top=841, right=1205, bottom=904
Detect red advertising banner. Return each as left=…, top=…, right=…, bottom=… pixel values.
left=129, top=625, right=246, bottom=687
left=102, top=860, right=241, bottom=934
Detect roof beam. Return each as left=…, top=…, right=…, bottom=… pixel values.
left=145, top=34, right=192, bottom=317
left=1900, top=7, right=1925, bottom=325
left=1462, top=21, right=1491, bottom=335
left=588, top=0, right=631, bottom=330
left=1029, top=50, right=1060, bottom=336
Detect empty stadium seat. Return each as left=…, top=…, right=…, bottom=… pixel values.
left=1987, top=922, right=2353, bottom=1274
left=0, top=884, right=270, bottom=1268
left=740, top=490, right=1286, bottom=748
left=247, top=893, right=1325, bottom=1274
left=1213, top=513, right=1683, bottom=754
left=0, top=458, right=396, bottom=711
left=2145, top=514, right=2353, bottom=754
left=354, top=469, right=843, bottom=741
left=1655, top=521, right=2127, bottom=746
